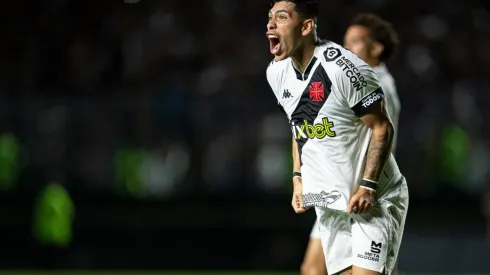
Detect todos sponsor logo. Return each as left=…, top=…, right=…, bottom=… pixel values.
left=361, top=92, right=383, bottom=108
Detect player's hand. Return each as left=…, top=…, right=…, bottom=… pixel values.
left=347, top=187, right=375, bottom=214
left=292, top=177, right=308, bottom=214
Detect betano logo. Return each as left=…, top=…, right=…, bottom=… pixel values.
left=291, top=117, right=336, bottom=140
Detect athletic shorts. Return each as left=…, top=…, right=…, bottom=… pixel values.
left=314, top=177, right=409, bottom=275
left=310, top=219, right=321, bottom=239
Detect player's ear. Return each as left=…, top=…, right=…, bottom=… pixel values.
left=371, top=42, right=384, bottom=60
left=301, top=18, right=315, bottom=36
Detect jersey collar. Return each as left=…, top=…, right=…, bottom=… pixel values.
left=291, top=56, right=318, bottom=81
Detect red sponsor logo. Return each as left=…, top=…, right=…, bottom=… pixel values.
left=309, top=82, right=324, bottom=102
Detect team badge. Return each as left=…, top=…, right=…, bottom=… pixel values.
left=309, top=82, right=324, bottom=102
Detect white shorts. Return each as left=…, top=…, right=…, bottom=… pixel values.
left=315, top=177, right=409, bottom=275
left=310, top=219, right=321, bottom=239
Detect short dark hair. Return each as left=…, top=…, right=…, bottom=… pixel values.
left=270, top=0, right=319, bottom=22
left=350, top=13, right=399, bottom=62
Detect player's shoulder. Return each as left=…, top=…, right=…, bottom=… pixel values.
left=266, top=58, right=289, bottom=76
left=266, top=57, right=290, bottom=89
left=315, top=41, right=380, bottom=93
left=315, top=40, right=371, bottom=72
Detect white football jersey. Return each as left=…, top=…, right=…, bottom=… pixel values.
left=266, top=41, right=402, bottom=212
left=373, top=63, right=400, bottom=153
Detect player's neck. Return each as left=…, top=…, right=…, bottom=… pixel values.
left=291, top=41, right=316, bottom=73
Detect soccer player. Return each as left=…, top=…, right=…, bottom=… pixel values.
left=265, top=1, right=409, bottom=275
left=301, top=13, right=401, bottom=275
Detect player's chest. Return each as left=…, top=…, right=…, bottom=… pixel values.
left=278, top=63, right=333, bottom=116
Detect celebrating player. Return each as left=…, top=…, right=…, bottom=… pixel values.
left=301, top=13, right=402, bottom=275
left=266, top=1, right=408, bottom=275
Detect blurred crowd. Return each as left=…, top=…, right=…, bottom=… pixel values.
left=1, top=0, right=489, bottom=205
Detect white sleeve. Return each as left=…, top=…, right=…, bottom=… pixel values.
left=332, top=52, right=384, bottom=117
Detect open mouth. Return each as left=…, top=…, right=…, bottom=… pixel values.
left=268, top=35, right=281, bottom=55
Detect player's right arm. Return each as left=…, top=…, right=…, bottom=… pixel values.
left=292, top=137, right=301, bottom=173
left=291, top=137, right=306, bottom=214
left=266, top=59, right=306, bottom=214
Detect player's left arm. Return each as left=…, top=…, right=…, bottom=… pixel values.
left=332, top=55, right=393, bottom=183
left=359, top=100, right=394, bottom=182
left=330, top=48, right=393, bottom=213
left=347, top=92, right=393, bottom=214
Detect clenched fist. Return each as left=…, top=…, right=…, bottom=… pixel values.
left=347, top=187, right=375, bottom=214
left=292, top=177, right=308, bottom=214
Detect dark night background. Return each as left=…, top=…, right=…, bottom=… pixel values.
left=0, top=0, right=489, bottom=273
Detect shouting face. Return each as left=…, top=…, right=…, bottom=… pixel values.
left=266, top=1, right=304, bottom=61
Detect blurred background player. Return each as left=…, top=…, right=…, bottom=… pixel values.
left=301, top=13, right=401, bottom=275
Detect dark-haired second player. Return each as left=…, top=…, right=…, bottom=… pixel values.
left=266, top=1, right=408, bottom=275
left=302, top=13, right=402, bottom=275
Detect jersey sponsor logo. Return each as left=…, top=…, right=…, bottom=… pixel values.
left=357, top=241, right=383, bottom=262
left=370, top=241, right=382, bottom=254
left=309, top=82, right=324, bottom=102
left=303, top=190, right=341, bottom=208
left=351, top=88, right=384, bottom=116
left=361, top=91, right=382, bottom=108
left=291, top=117, right=336, bottom=140
left=323, top=47, right=342, bottom=62
left=335, top=56, right=368, bottom=91
left=282, top=89, right=293, bottom=99
left=357, top=253, right=380, bottom=262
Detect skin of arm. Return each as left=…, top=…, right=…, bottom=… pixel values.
left=292, top=137, right=301, bottom=173
left=292, top=136, right=307, bottom=213
left=359, top=100, right=394, bottom=183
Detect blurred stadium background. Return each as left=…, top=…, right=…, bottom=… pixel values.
left=1, top=0, right=489, bottom=274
